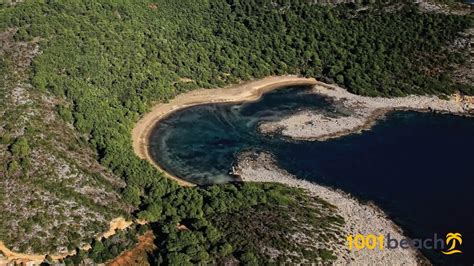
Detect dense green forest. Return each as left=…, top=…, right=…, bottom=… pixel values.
left=0, top=0, right=472, bottom=263
left=63, top=183, right=344, bottom=264
left=63, top=224, right=147, bottom=264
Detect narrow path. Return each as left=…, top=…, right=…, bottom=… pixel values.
left=107, top=231, right=155, bottom=266
left=0, top=217, right=133, bottom=265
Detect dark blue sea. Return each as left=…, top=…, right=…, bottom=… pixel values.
left=149, top=86, right=474, bottom=264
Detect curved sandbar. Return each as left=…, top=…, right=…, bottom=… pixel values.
left=260, top=82, right=474, bottom=141
left=131, top=75, right=318, bottom=186
left=234, top=151, right=425, bottom=264
left=130, top=76, right=470, bottom=263
left=133, top=76, right=473, bottom=186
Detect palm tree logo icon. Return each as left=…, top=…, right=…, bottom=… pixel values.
left=442, top=233, right=462, bottom=255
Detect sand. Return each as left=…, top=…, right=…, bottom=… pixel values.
left=0, top=217, right=133, bottom=265
left=106, top=231, right=155, bottom=266
left=101, top=217, right=134, bottom=239
left=234, top=151, right=424, bottom=265
left=0, top=242, right=55, bottom=265
left=129, top=76, right=474, bottom=264
left=133, top=77, right=473, bottom=184
left=260, top=82, right=474, bottom=140
left=131, top=76, right=318, bottom=186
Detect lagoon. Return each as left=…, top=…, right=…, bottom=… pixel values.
left=149, top=86, right=474, bottom=264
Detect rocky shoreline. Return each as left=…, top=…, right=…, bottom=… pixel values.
left=260, top=82, right=474, bottom=141
left=233, top=151, right=426, bottom=265
left=133, top=77, right=473, bottom=264
left=132, top=76, right=318, bottom=187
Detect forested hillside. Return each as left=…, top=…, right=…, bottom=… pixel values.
left=0, top=24, right=127, bottom=255
left=0, top=0, right=472, bottom=264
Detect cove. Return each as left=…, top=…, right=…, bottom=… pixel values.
left=148, top=86, right=474, bottom=264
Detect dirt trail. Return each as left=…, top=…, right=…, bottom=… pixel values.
left=107, top=231, right=155, bottom=266
left=0, top=242, right=76, bottom=265
left=102, top=217, right=134, bottom=239
left=0, top=241, right=64, bottom=265
left=0, top=217, right=133, bottom=265
left=131, top=75, right=318, bottom=186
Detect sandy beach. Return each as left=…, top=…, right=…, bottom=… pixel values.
left=133, top=76, right=473, bottom=184
left=130, top=76, right=473, bottom=264
left=234, top=151, right=424, bottom=265
left=260, top=82, right=474, bottom=140
left=131, top=76, right=318, bottom=186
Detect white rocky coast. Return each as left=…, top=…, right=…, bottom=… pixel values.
left=134, top=77, right=473, bottom=264
left=260, top=82, right=474, bottom=140
left=234, top=151, right=425, bottom=265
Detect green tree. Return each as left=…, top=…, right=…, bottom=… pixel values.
left=7, top=160, right=20, bottom=176
left=138, top=202, right=163, bottom=222
left=90, top=240, right=105, bottom=262
left=10, top=137, right=30, bottom=158
left=240, top=251, right=258, bottom=265
left=167, top=252, right=193, bottom=266
left=57, top=105, right=74, bottom=123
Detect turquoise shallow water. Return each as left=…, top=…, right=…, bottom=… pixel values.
left=149, top=86, right=474, bottom=264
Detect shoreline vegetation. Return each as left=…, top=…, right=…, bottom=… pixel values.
left=132, top=76, right=318, bottom=186
left=260, top=81, right=474, bottom=140
left=2, top=0, right=473, bottom=263
left=4, top=76, right=471, bottom=264
left=233, top=151, right=424, bottom=264
left=132, top=76, right=473, bottom=264
left=133, top=76, right=473, bottom=186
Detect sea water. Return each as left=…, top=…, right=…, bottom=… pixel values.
left=148, top=86, right=474, bottom=264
